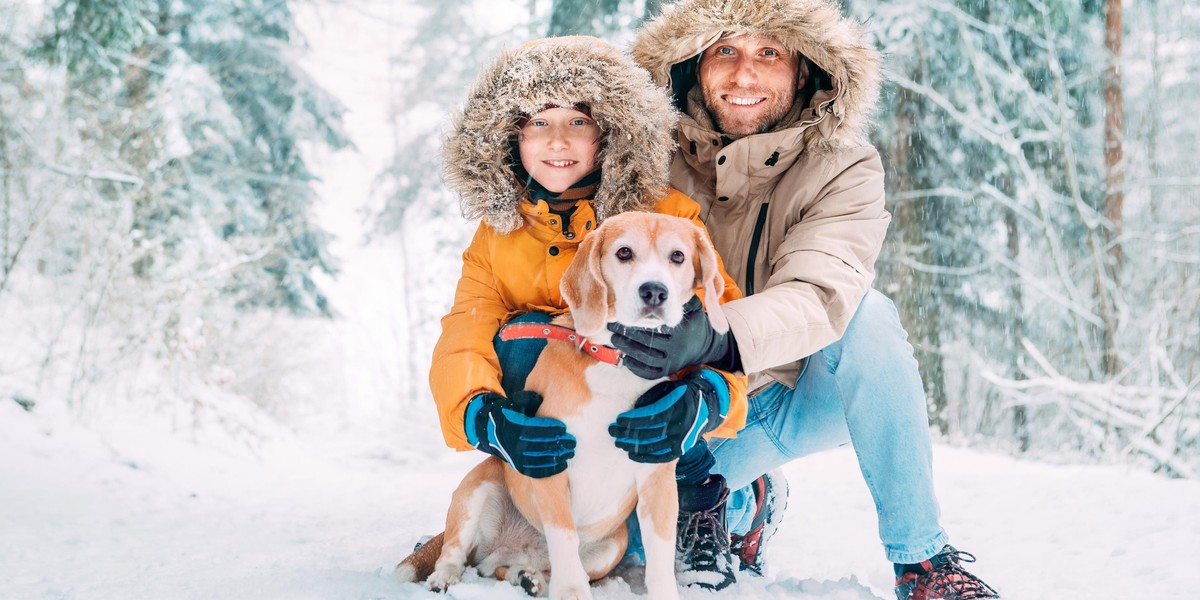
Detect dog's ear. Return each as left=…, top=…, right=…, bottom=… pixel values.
left=561, top=224, right=611, bottom=337
left=693, top=225, right=730, bottom=334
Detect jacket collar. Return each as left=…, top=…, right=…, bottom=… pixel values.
left=518, top=198, right=599, bottom=244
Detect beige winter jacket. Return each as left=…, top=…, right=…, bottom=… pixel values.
left=634, top=0, right=890, bottom=394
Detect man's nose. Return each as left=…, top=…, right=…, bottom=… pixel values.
left=729, top=56, right=758, bottom=87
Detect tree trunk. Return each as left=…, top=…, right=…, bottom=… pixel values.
left=547, top=0, right=622, bottom=36
left=891, top=81, right=949, bottom=434
left=1005, top=193, right=1029, bottom=451
left=1101, top=0, right=1124, bottom=376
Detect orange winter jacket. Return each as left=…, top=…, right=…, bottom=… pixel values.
left=430, top=189, right=746, bottom=451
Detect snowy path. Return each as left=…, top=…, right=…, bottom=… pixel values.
left=3, top=401, right=1199, bottom=600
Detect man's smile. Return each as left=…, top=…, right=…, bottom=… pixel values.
left=723, top=95, right=767, bottom=106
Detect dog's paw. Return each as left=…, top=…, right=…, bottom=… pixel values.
left=427, top=566, right=462, bottom=593
left=502, top=568, right=547, bottom=597
left=548, top=580, right=593, bottom=600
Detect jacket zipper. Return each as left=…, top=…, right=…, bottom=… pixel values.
left=745, top=203, right=769, bottom=295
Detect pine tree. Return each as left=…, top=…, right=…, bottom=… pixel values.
left=37, top=0, right=350, bottom=317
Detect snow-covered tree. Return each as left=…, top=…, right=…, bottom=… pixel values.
left=860, top=0, right=1200, bottom=475
left=0, top=0, right=349, bottom=413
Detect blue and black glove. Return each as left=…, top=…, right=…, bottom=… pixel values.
left=608, top=296, right=741, bottom=380
left=608, top=369, right=730, bottom=463
left=464, top=391, right=576, bottom=479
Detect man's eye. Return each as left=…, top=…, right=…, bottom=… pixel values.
left=763, top=49, right=777, bottom=56
left=670, top=250, right=686, bottom=264
left=718, top=47, right=733, bottom=55
left=616, top=247, right=634, bottom=261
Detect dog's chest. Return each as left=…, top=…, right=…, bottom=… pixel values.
left=558, top=363, right=662, bottom=528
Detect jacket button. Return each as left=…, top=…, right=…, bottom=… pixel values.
left=718, top=196, right=729, bottom=202
left=565, top=232, right=575, bottom=239
left=718, top=155, right=727, bottom=165
left=549, top=246, right=560, bottom=256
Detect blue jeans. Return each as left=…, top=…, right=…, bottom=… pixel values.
left=713, top=289, right=949, bottom=565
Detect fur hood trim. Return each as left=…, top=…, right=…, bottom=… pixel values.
left=443, top=36, right=678, bottom=234
left=633, top=0, right=881, bottom=146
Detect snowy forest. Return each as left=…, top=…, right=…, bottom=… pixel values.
left=3, top=1, right=1200, bottom=599
left=4, top=0, right=1196, bottom=475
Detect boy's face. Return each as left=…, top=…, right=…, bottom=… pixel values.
left=518, top=107, right=601, bottom=193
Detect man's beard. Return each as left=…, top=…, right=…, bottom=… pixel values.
left=702, top=85, right=797, bottom=136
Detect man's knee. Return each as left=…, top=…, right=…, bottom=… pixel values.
left=839, top=290, right=915, bottom=365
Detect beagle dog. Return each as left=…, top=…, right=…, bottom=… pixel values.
left=395, top=212, right=729, bottom=600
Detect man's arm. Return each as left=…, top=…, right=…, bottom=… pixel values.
left=724, top=146, right=889, bottom=374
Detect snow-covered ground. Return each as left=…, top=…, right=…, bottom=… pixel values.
left=4, top=397, right=1200, bottom=600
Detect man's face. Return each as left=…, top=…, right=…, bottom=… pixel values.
left=698, top=34, right=801, bottom=136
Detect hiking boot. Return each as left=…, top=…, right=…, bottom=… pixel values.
left=895, top=545, right=1000, bottom=600
left=675, top=475, right=736, bottom=590
left=730, top=468, right=789, bottom=575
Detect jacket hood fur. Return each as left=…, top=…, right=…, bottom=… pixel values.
left=443, top=36, right=678, bottom=234
left=633, top=0, right=881, bottom=148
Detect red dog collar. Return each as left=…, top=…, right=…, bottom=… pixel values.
left=499, top=323, right=624, bottom=366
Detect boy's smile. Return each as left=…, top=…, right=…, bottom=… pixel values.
left=518, top=107, right=601, bottom=193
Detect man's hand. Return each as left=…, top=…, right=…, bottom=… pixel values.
left=609, top=369, right=730, bottom=463
left=465, top=391, right=576, bottom=478
left=608, top=296, right=738, bottom=379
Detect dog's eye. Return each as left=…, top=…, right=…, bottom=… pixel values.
left=615, top=247, right=634, bottom=261
left=670, top=250, right=686, bottom=264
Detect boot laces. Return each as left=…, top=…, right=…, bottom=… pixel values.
left=922, top=548, right=998, bottom=599
left=676, top=506, right=730, bottom=566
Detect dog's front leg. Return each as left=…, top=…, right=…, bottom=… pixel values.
left=636, top=462, right=681, bottom=600
left=529, top=473, right=592, bottom=600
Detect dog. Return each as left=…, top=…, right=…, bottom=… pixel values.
left=394, top=212, right=729, bottom=600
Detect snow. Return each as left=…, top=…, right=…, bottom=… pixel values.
left=3, top=2, right=1199, bottom=600
left=4, top=398, right=1200, bottom=600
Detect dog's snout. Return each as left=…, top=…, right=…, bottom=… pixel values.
left=638, top=282, right=669, bottom=307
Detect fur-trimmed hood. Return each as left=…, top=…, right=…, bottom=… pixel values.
left=443, top=36, right=678, bottom=235
left=632, top=0, right=881, bottom=147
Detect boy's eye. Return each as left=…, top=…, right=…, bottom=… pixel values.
left=529, top=119, right=547, bottom=127
left=615, top=247, right=634, bottom=261
left=571, top=118, right=588, bottom=126
left=670, top=250, right=686, bottom=264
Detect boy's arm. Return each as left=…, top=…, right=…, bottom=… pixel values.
left=430, top=225, right=510, bottom=450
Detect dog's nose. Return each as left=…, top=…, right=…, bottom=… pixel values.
left=638, top=282, right=669, bottom=307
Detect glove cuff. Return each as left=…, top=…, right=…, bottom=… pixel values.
left=706, top=332, right=743, bottom=373
left=694, top=369, right=730, bottom=422
left=464, top=394, right=488, bottom=446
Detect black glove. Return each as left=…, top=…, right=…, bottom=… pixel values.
left=464, top=391, right=576, bottom=478
left=608, top=369, right=730, bottom=463
left=607, top=296, right=739, bottom=380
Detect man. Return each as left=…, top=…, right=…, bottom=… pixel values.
left=610, top=1, right=1001, bottom=598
